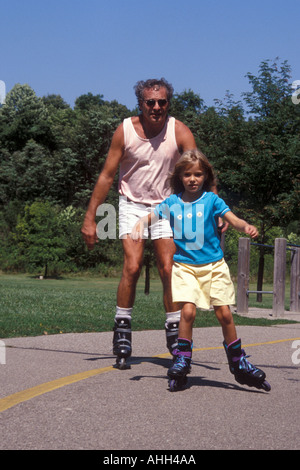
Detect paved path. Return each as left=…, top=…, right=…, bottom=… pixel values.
left=1, top=319, right=300, bottom=451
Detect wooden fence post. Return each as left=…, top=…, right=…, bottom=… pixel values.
left=272, top=238, right=287, bottom=317
left=290, top=247, right=300, bottom=313
left=237, top=238, right=250, bottom=314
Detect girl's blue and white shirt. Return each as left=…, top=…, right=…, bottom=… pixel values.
left=154, top=191, right=230, bottom=265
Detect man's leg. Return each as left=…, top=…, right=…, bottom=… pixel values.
left=153, top=238, right=181, bottom=355
left=153, top=237, right=177, bottom=312
left=113, top=237, right=145, bottom=369
left=117, top=236, right=146, bottom=307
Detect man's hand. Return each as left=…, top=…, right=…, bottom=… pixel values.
left=81, top=219, right=98, bottom=250
left=220, top=221, right=229, bottom=233
left=217, top=219, right=229, bottom=236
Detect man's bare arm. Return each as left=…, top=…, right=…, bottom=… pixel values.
left=175, top=120, right=197, bottom=154
left=81, top=123, right=124, bottom=249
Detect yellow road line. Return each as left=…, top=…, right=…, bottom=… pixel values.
left=0, top=366, right=116, bottom=413
left=194, top=337, right=300, bottom=352
left=1, top=337, right=299, bottom=413
left=155, top=337, right=300, bottom=355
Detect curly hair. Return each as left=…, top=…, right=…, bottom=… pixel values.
left=169, top=149, right=217, bottom=194
left=134, top=78, right=174, bottom=109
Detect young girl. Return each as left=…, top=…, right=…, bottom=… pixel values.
left=131, top=149, right=271, bottom=391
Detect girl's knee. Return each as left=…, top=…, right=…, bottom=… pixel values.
left=182, top=304, right=196, bottom=323
left=214, top=305, right=233, bottom=326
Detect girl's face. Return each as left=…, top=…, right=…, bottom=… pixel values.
left=180, top=162, right=205, bottom=199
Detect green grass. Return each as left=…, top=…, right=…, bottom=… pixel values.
left=0, top=274, right=295, bottom=338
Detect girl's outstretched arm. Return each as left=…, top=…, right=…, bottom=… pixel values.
left=130, top=211, right=159, bottom=242
left=223, top=211, right=259, bottom=238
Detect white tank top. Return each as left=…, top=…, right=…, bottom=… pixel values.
left=118, top=116, right=181, bottom=205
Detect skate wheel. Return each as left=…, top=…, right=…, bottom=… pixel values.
left=115, top=357, right=130, bottom=370
left=169, top=379, right=178, bottom=392
left=261, top=380, right=271, bottom=392
left=168, top=376, right=188, bottom=392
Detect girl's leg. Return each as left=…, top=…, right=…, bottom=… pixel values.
left=168, top=304, right=194, bottom=385
left=214, top=305, right=237, bottom=346
left=178, top=302, right=196, bottom=342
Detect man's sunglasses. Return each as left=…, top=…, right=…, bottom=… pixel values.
left=143, top=99, right=168, bottom=107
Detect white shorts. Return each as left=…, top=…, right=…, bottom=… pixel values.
left=119, top=196, right=173, bottom=240
left=172, top=258, right=236, bottom=310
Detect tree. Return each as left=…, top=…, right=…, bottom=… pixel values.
left=0, top=84, right=55, bottom=152
left=13, top=201, right=67, bottom=277
left=69, top=103, right=128, bottom=206
left=171, top=89, right=204, bottom=119
left=218, top=59, right=300, bottom=299
left=0, top=140, right=80, bottom=207
left=74, top=92, right=105, bottom=111
left=171, top=90, right=205, bottom=144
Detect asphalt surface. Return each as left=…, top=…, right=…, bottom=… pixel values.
left=1, top=311, right=300, bottom=452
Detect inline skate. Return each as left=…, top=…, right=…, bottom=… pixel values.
left=167, top=338, right=192, bottom=392
left=223, top=338, right=271, bottom=391
left=112, top=316, right=132, bottom=369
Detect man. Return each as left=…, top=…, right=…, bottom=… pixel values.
left=81, top=78, right=196, bottom=368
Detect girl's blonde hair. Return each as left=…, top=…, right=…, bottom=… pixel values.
left=169, top=149, right=217, bottom=194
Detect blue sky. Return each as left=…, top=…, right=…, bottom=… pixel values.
left=1, top=0, right=300, bottom=110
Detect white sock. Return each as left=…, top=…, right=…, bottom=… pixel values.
left=115, top=306, right=133, bottom=320
left=165, top=309, right=181, bottom=325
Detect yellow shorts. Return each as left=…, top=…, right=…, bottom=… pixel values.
left=171, top=258, right=235, bottom=310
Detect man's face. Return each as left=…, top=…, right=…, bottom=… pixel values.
left=140, top=86, right=169, bottom=125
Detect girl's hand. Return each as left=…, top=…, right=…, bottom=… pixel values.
left=130, top=220, right=145, bottom=242
left=245, top=224, right=259, bottom=239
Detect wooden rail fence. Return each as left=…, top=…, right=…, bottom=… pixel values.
left=236, top=238, right=300, bottom=317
